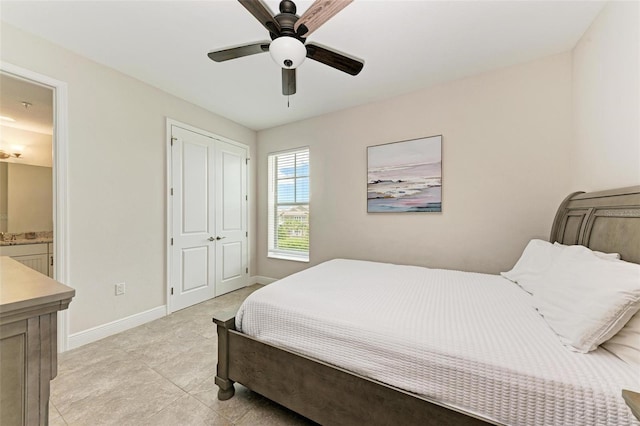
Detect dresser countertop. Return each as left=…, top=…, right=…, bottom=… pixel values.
left=0, top=256, right=74, bottom=317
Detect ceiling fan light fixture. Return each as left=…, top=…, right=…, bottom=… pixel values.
left=269, top=36, right=306, bottom=69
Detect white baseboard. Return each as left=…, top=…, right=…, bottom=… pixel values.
left=250, top=275, right=277, bottom=285
left=66, top=305, right=166, bottom=351
left=66, top=279, right=276, bottom=351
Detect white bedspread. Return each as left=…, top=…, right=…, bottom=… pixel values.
left=236, top=259, right=640, bottom=426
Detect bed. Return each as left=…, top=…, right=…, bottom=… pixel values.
left=213, top=186, right=640, bottom=425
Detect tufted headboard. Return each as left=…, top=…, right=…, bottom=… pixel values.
left=550, top=186, right=640, bottom=264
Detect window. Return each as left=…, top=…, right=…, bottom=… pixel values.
left=268, top=148, right=309, bottom=262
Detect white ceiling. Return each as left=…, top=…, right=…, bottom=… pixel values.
left=0, top=73, right=53, bottom=168
left=0, top=0, right=605, bottom=131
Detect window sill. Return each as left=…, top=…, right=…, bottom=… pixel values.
left=268, top=253, right=309, bottom=263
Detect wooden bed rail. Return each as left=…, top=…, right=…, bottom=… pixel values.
left=212, top=309, right=493, bottom=425
left=622, top=390, right=640, bottom=421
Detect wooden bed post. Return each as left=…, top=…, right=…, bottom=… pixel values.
left=212, top=310, right=237, bottom=400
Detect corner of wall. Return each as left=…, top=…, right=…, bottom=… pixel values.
left=570, top=1, right=640, bottom=191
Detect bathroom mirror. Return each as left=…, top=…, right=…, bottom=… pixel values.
left=0, top=162, right=53, bottom=233
left=0, top=73, right=53, bottom=234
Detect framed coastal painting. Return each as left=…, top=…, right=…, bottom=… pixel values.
left=367, top=135, right=442, bottom=213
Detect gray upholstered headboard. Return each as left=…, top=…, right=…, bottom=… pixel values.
left=550, top=186, right=640, bottom=264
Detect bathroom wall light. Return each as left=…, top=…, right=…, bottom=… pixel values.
left=0, top=151, right=21, bottom=159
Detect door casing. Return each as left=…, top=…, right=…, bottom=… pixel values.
left=0, top=62, right=70, bottom=351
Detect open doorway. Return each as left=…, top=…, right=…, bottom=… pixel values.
left=0, top=73, right=54, bottom=276
left=0, top=62, right=69, bottom=351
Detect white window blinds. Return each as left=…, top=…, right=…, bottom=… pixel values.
left=267, top=147, right=310, bottom=262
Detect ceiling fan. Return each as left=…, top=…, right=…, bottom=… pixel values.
left=207, top=0, right=364, bottom=96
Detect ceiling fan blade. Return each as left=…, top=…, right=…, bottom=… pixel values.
left=306, top=43, right=363, bottom=76
left=238, top=0, right=281, bottom=36
left=208, top=41, right=270, bottom=62
left=282, top=68, right=296, bottom=95
left=294, top=0, right=353, bottom=37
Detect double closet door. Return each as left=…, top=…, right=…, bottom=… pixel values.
left=170, top=124, right=248, bottom=312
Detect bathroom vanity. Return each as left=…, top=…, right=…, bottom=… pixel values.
left=0, top=233, right=54, bottom=278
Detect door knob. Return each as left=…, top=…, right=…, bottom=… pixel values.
left=208, top=237, right=215, bottom=241
left=216, top=236, right=226, bottom=240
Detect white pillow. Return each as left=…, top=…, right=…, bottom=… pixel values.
left=602, top=312, right=640, bottom=370
left=501, top=239, right=562, bottom=293
left=532, top=245, right=640, bottom=353
left=501, top=239, right=622, bottom=294
left=553, top=242, right=621, bottom=260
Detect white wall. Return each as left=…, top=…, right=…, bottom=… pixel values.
left=0, top=23, right=257, bottom=334
left=257, top=53, right=573, bottom=279
left=571, top=1, right=640, bottom=190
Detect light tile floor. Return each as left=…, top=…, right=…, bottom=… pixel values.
left=49, top=285, right=316, bottom=425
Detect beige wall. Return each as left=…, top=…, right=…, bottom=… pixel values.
left=0, top=23, right=257, bottom=334
left=257, top=53, right=573, bottom=279
left=7, top=163, right=53, bottom=233
left=0, top=162, right=6, bottom=232
left=256, top=1, right=639, bottom=281
left=571, top=1, right=640, bottom=191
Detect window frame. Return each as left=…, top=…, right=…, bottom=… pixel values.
left=267, top=147, right=310, bottom=262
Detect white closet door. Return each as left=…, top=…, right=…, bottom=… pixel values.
left=170, top=126, right=216, bottom=311
left=215, top=142, right=248, bottom=296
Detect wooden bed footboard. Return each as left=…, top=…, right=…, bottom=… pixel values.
left=213, top=309, right=237, bottom=401
left=213, top=312, right=493, bottom=426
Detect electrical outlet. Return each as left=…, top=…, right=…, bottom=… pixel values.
left=115, top=282, right=125, bottom=296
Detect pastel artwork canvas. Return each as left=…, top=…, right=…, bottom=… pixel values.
left=367, top=135, right=442, bottom=213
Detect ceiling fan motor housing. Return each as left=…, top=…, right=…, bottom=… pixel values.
left=276, top=0, right=299, bottom=36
